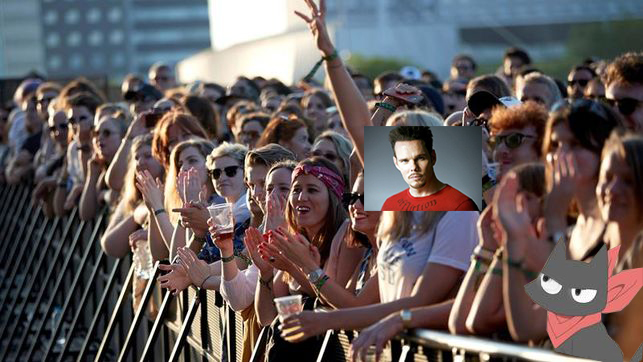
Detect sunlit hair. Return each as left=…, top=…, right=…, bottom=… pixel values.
left=313, top=130, right=353, bottom=188
left=152, top=111, right=208, bottom=168
left=604, top=51, right=643, bottom=87
left=58, top=77, right=106, bottom=110
left=245, top=143, right=296, bottom=179
left=601, top=131, right=643, bottom=218
left=165, top=138, right=216, bottom=223
left=386, top=110, right=444, bottom=127
left=301, top=89, right=333, bottom=110
left=511, top=162, right=546, bottom=198
left=226, top=100, right=258, bottom=134
left=266, top=159, right=298, bottom=179
left=118, top=134, right=159, bottom=215
left=466, top=74, right=511, bottom=99
left=95, top=103, right=131, bottom=125
left=516, top=73, right=562, bottom=106
left=255, top=115, right=307, bottom=148
left=206, top=141, right=248, bottom=171
left=285, top=156, right=347, bottom=266
left=377, top=211, right=446, bottom=245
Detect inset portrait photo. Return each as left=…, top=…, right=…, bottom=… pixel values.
left=364, top=126, right=482, bottom=211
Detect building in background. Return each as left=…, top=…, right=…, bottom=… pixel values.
left=0, top=0, right=211, bottom=83
left=179, top=0, right=643, bottom=86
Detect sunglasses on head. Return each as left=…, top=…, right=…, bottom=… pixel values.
left=489, top=132, right=535, bottom=149
left=568, top=79, right=589, bottom=87
left=209, top=166, right=240, bottom=180
left=605, top=97, right=643, bottom=116
left=312, top=150, right=337, bottom=162
left=49, top=122, right=68, bottom=133
left=92, top=128, right=114, bottom=139
left=342, top=192, right=364, bottom=207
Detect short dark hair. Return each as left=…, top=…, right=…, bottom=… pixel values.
left=388, top=126, right=434, bottom=157
left=504, top=47, right=531, bottom=65
left=64, top=92, right=101, bottom=114
left=452, top=54, right=477, bottom=71
left=569, top=65, right=597, bottom=79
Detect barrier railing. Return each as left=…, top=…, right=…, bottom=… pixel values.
left=0, top=183, right=588, bottom=362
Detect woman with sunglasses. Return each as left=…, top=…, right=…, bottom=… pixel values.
left=79, top=112, right=128, bottom=220
left=273, top=170, right=381, bottom=309
left=311, top=130, right=352, bottom=191
left=543, top=98, right=622, bottom=262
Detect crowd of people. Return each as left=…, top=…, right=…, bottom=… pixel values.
left=1, top=0, right=642, bottom=361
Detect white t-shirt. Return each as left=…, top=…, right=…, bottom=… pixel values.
left=66, top=140, right=85, bottom=188
left=377, top=211, right=478, bottom=303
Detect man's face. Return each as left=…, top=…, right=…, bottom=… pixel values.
left=451, top=59, right=474, bottom=80
left=606, top=82, right=643, bottom=132
left=504, top=56, right=524, bottom=78
left=393, top=140, right=436, bottom=190
left=151, top=68, right=175, bottom=92
left=517, top=82, right=553, bottom=108
left=567, top=69, right=593, bottom=99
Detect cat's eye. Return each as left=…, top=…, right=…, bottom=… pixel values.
left=540, top=274, right=562, bottom=294
left=571, top=288, right=597, bottom=303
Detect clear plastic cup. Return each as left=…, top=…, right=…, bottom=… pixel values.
left=134, top=240, right=154, bottom=279
left=208, top=203, right=234, bottom=237
left=274, top=295, right=303, bottom=321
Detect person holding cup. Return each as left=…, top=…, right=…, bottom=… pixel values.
left=251, top=156, right=360, bottom=361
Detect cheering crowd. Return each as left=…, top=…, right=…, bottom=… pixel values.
left=1, top=0, right=642, bottom=361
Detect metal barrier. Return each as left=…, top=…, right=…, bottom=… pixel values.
left=0, top=183, right=590, bottom=362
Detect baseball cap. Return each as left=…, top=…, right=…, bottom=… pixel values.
left=467, top=90, right=521, bottom=116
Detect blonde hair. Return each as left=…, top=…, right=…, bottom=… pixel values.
left=377, top=211, right=446, bottom=246
left=386, top=110, right=444, bottom=127
left=165, top=138, right=216, bottom=223
left=206, top=141, right=248, bottom=170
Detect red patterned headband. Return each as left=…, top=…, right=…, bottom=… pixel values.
left=292, top=164, right=344, bottom=199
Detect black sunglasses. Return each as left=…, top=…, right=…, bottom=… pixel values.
left=312, top=150, right=338, bottom=162
left=489, top=133, right=535, bottom=150
left=568, top=79, right=589, bottom=87
left=209, top=166, right=240, bottom=180
left=49, top=122, right=68, bottom=133
left=605, top=97, right=643, bottom=116
left=342, top=192, right=364, bottom=207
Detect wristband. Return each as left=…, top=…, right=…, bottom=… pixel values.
left=322, top=50, right=339, bottom=62
left=473, top=245, right=495, bottom=260
left=315, top=274, right=329, bottom=290
left=303, top=49, right=340, bottom=83
left=375, top=102, right=397, bottom=112
left=221, top=254, right=235, bottom=263
left=154, top=208, right=166, bottom=216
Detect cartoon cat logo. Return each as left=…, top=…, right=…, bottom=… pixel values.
left=525, top=241, right=643, bottom=362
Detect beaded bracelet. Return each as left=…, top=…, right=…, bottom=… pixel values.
left=221, top=254, right=235, bottom=263
left=375, top=102, right=397, bottom=113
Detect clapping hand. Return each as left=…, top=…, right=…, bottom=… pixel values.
left=244, top=227, right=272, bottom=276
left=271, top=227, right=320, bottom=273
left=136, top=170, right=164, bottom=211
left=177, top=247, right=211, bottom=289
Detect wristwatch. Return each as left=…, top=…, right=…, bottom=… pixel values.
left=307, top=268, right=324, bottom=284
left=400, top=309, right=412, bottom=329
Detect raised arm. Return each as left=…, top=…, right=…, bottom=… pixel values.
left=79, top=157, right=103, bottom=221
left=105, top=113, right=148, bottom=192
left=295, top=0, right=371, bottom=166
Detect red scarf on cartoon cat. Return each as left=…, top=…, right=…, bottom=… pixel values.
left=546, top=245, right=643, bottom=348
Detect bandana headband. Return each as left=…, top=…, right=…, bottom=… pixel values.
left=292, top=164, right=344, bottom=199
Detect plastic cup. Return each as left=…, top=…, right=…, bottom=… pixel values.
left=274, top=295, right=303, bottom=321
left=207, top=203, right=234, bottom=235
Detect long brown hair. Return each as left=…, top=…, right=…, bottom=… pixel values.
left=152, top=111, right=208, bottom=168
left=285, top=156, right=347, bottom=266
left=255, top=115, right=307, bottom=149
left=117, top=134, right=159, bottom=215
